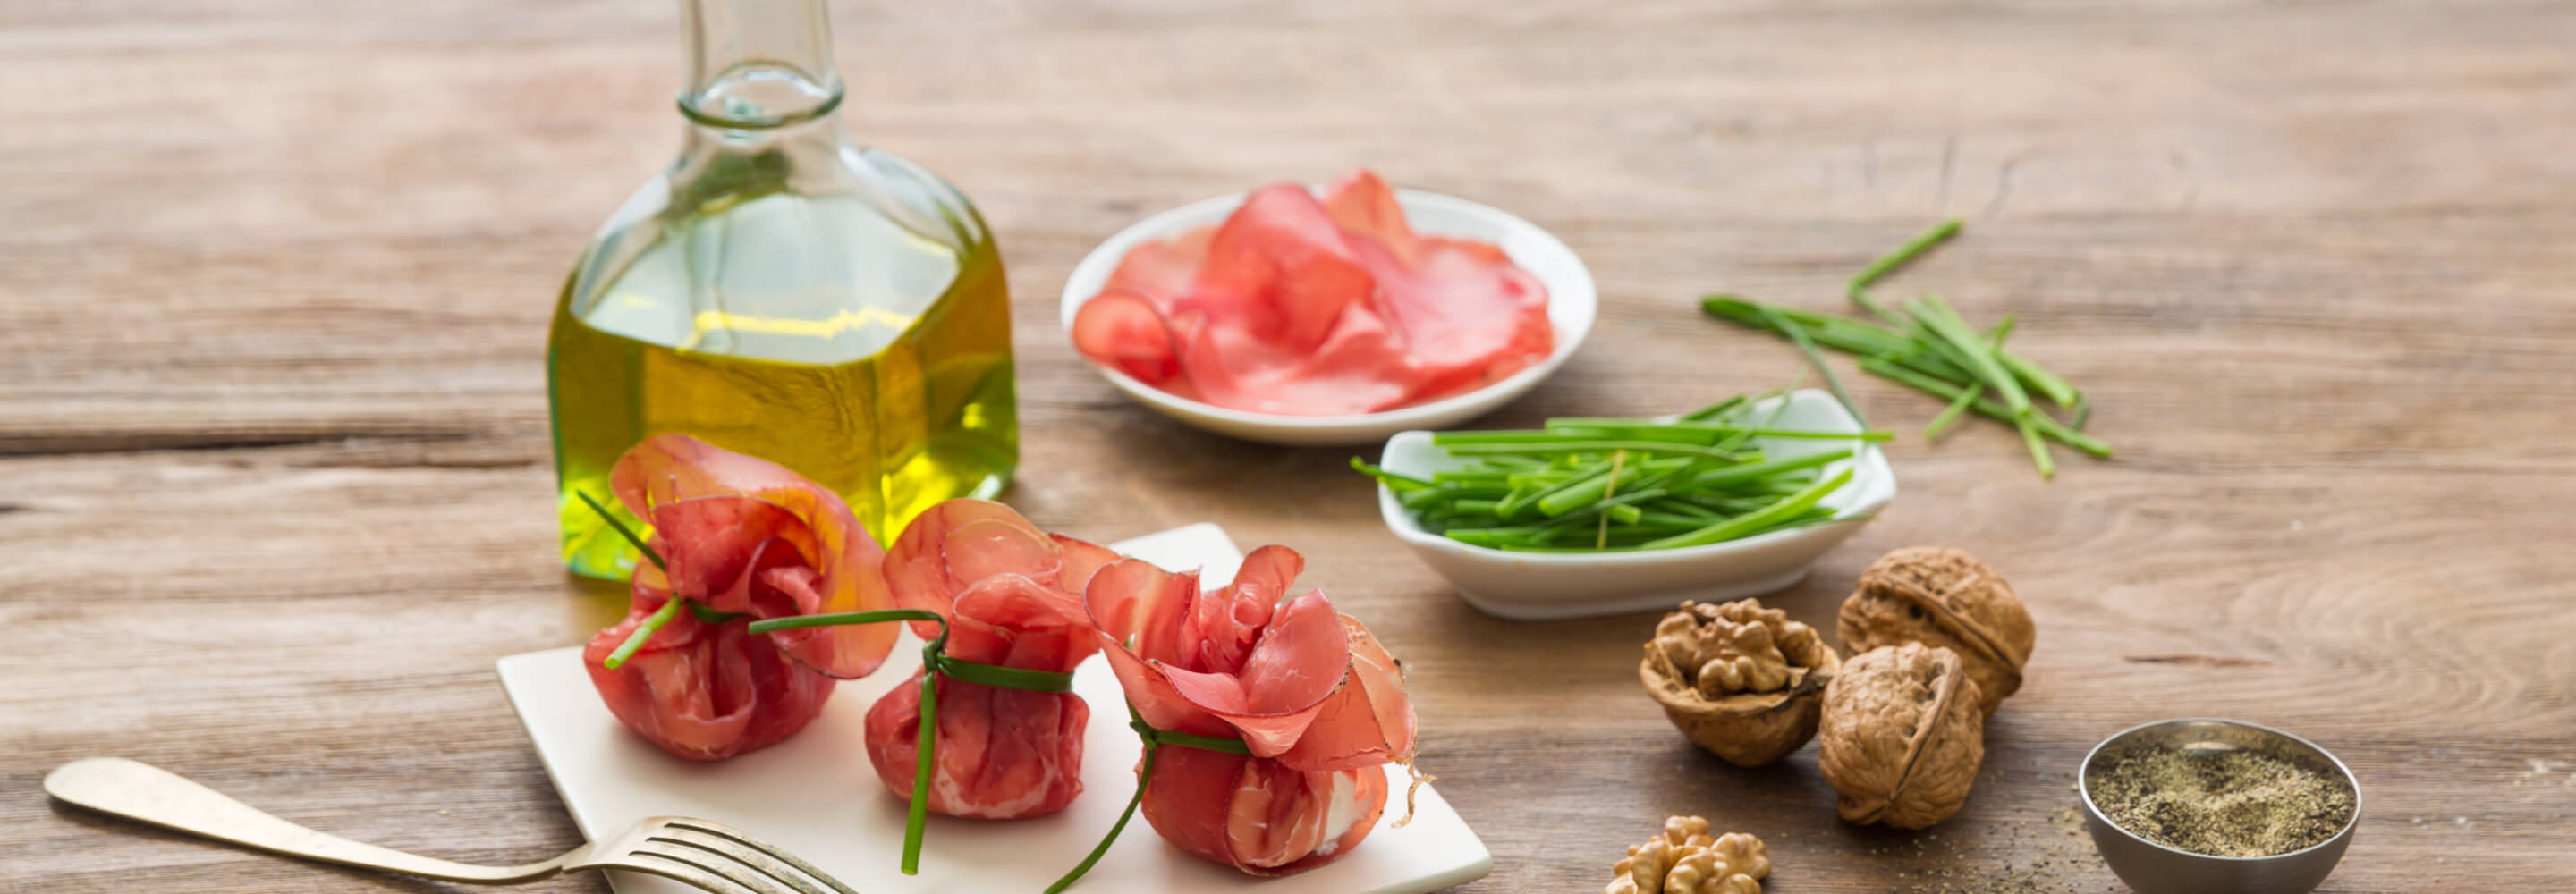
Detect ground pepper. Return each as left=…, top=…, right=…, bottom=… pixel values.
left=2091, top=747, right=2355, bottom=857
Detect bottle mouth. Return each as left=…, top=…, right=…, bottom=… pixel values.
left=679, top=61, right=843, bottom=129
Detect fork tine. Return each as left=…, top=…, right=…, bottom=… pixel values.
left=648, top=827, right=833, bottom=894
left=622, top=841, right=777, bottom=894
left=657, top=818, right=861, bottom=894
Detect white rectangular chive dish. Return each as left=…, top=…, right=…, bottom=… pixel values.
left=497, top=523, right=1491, bottom=894
left=1374, top=389, right=1895, bottom=620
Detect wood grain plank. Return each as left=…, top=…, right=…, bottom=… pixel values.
left=4, top=1, right=2573, bottom=892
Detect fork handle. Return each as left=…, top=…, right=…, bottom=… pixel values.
left=45, top=757, right=562, bottom=883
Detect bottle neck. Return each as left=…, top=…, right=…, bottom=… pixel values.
left=677, top=0, right=843, bottom=130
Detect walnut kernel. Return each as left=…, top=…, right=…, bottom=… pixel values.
left=1642, top=599, right=1841, bottom=766
left=1817, top=643, right=1987, bottom=829
left=1838, top=546, right=2036, bottom=716
left=1605, top=815, right=1769, bottom=894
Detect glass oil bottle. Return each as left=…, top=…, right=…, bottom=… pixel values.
left=548, top=0, right=1015, bottom=578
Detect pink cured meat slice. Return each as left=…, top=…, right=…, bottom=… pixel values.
left=582, top=594, right=835, bottom=762
left=1068, top=290, right=1181, bottom=385
left=1083, top=546, right=1419, bottom=875
left=864, top=499, right=1118, bottom=819
left=1067, top=167, right=1552, bottom=417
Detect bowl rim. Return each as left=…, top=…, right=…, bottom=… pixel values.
left=2078, top=716, right=2364, bottom=864
left=1057, top=185, right=1597, bottom=430
left=1371, top=389, right=1896, bottom=567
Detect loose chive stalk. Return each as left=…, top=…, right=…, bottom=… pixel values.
left=1848, top=218, right=1963, bottom=325
left=2000, top=350, right=2080, bottom=408
left=1924, top=384, right=1982, bottom=442
left=1918, top=312, right=2007, bottom=443
left=1911, top=295, right=2030, bottom=417
left=1859, top=358, right=2111, bottom=458
left=1701, top=297, right=1918, bottom=358
left=1754, top=301, right=1868, bottom=427
left=1868, top=342, right=1978, bottom=385
left=2016, top=416, right=2056, bottom=479
left=1852, top=218, right=1963, bottom=291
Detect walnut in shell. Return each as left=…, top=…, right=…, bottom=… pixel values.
left=1640, top=598, right=1841, bottom=766
left=1605, top=815, right=1770, bottom=894
left=1838, top=546, right=2035, bottom=716
left=1817, top=643, right=1986, bottom=830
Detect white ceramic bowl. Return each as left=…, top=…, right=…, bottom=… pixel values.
left=1374, top=390, right=1895, bottom=620
left=1059, top=186, right=1597, bottom=446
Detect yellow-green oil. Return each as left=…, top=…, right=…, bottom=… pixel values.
left=547, top=190, right=1016, bottom=579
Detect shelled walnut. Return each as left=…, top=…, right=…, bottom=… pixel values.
left=1605, top=815, right=1770, bottom=894
left=1839, top=546, right=2035, bottom=716
left=1818, top=642, right=1986, bottom=829
left=1640, top=599, right=1841, bottom=766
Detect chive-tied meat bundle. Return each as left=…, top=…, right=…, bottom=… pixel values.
left=572, top=435, right=1419, bottom=890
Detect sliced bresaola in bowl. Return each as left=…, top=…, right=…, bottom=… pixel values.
left=1070, top=168, right=1551, bottom=417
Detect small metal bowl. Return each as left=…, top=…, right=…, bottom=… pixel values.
left=2079, top=719, right=2360, bottom=894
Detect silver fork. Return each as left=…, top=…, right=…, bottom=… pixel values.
left=45, top=757, right=860, bottom=894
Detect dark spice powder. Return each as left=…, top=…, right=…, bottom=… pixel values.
left=2090, top=746, right=2355, bottom=857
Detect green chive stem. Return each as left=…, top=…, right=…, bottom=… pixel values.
left=576, top=490, right=665, bottom=571
left=1678, top=395, right=1747, bottom=421
left=601, top=596, right=685, bottom=670
left=1924, top=384, right=1981, bottom=442
left=1642, top=468, right=1854, bottom=549
left=1852, top=218, right=1963, bottom=290
left=1859, top=358, right=2111, bottom=458
left=2000, top=350, right=2080, bottom=408
left=2015, top=417, right=2057, bottom=479
left=1755, top=302, right=1868, bottom=427
left=1911, top=295, right=2031, bottom=416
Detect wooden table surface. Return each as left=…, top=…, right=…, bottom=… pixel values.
left=6, top=1, right=2572, bottom=891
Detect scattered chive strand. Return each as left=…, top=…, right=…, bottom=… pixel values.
left=2016, top=417, right=2057, bottom=480
left=1755, top=300, right=1868, bottom=428
left=1925, top=384, right=1981, bottom=442
left=1046, top=704, right=1252, bottom=893
left=1697, top=219, right=2108, bottom=477
left=576, top=490, right=665, bottom=570
left=1847, top=217, right=1962, bottom=326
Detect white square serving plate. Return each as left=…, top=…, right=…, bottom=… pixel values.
left=1374, top=389, right=1896, bottom=620
left=496, top=523, right=1491, bottom=894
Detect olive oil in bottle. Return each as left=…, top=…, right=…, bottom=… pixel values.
left=547, top=0, right=1015, bottom=579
